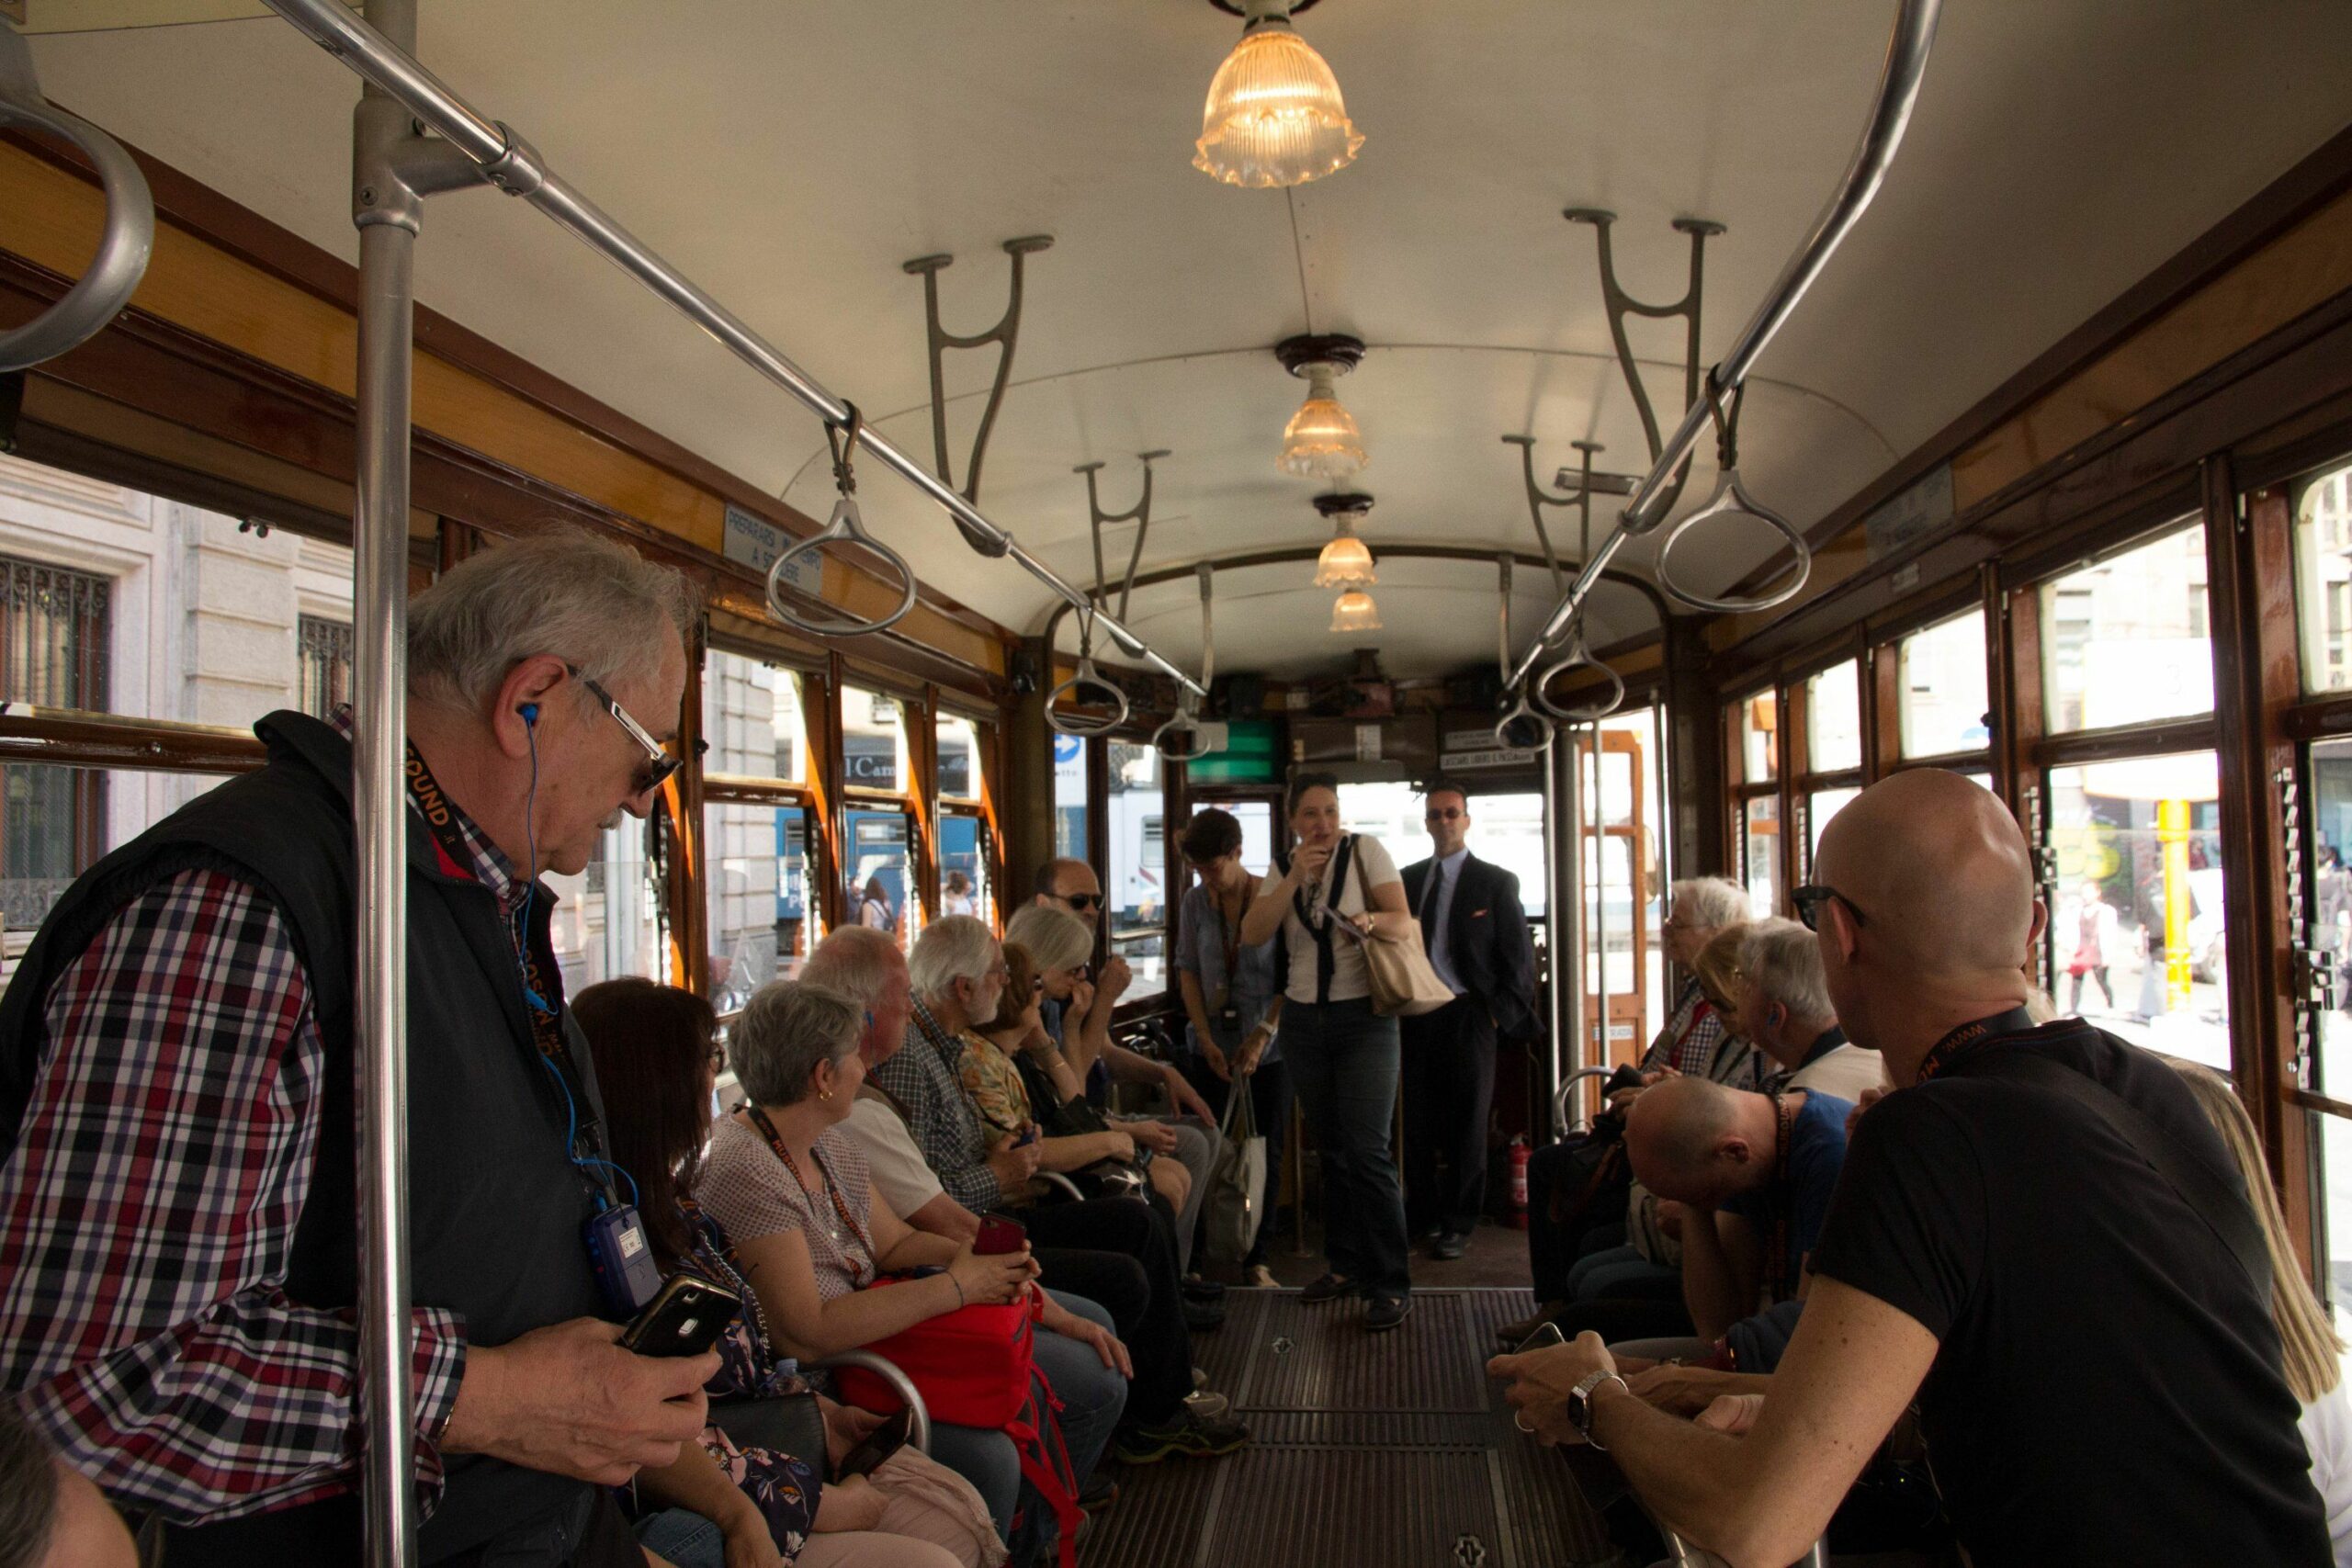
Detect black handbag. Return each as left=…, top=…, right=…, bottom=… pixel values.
left=708, top=1391, right=828, bottom=1468
left=1013, top=1052, right=1149, bottom=1201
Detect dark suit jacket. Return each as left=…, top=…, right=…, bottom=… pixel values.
left=1401, top=851, right=1541, bottom=1044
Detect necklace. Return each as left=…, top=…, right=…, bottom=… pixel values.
left=746, top=1105, right=871, bottom=1265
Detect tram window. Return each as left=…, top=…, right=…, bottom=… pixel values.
left=1737, top=690, right=1779, bottom=780
left=0, top=767, right=239, bottom=977
left=1899, top=610, right=1991, bottom=758
left=1052, top=733, right=1088, bottom=863
left=296, top=615, right=355, bottom=719
left=1807, top=660, right=1863, bottom=773
left=1107, top=741, right=1166, bottom=1002
left=2041, top=524, right=2214, bottom=733
left=2294, top=461, right=2352, bottom=694
left=1216, top=799, right=1275, bottom=874
left=1808, top=786, right=1861, bottom=861
left=2043, top=755, right=2229, bottom=1071
left=939, top=813, right=992, bottom=926
left=703, top=653, right=819, bottom=998
left=547, top=820, right=670, bottom=992
left=843, top=685, right=910, bottom=795
left=1474, top=792, right=1549, bottom=919
left=2316, top=1112, right=2352, bottom=1335
left=2301, top=737, right=2352, bottom=1100
left=936, top=712, right=984, bottom=803
left=848, top=809, right=915, bottom=952
left=706, top=649, right=807, bottom=784
left=1741, top=795, right=1780, bottom=916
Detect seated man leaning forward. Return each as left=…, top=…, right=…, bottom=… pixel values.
left=1622, top=1077, right=1850, bottom=1343
left=1493, top=769, right=2332, bottom=1568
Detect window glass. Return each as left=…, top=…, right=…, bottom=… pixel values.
left=548, top=819, right=670, bottom=993
left=707, top=803, right=820, bottom=1012
left=1472, top=792, right=1549, bottom=920
left=1806, top=660, right=1862, bottom=774
left=2302, top=738, right=2352, bottom=1100
left=2317, top=1111, right=2352, bottom=1336
left=2295, top=460, right=2352, bottom=694
left=2041, top=525, right=2213, bottom=732
left=1202, top=799, right=1275, bottom=874
left=937, top=712, right=984, bottom=802
left=1741, top=795, right=1779, bottom=918
left=847, top=808, right=914, bottom=953
left=939, top=814, right=992, bottom=926
left=1053, top=734, right=1088, bottom=863
left=1808, top=786, right=1862, bottom=866
left=1737, top=691, right=1778, bottom=781
left=2044, top=755, right=2227, bottom=1070
left=1107, top=742, right=1167, bottom=1002
left=296, top=615, right=354, bottom=720
left=0, top=766, right=237, bottom=960
left=704, top=649, right=806, bottom=784
left=843, top=685, right=910, bottom=795
left=1899, top=611, right=1990, bottom=758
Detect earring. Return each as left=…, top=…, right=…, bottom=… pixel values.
left=819, top=1086, right=835, bottom=1102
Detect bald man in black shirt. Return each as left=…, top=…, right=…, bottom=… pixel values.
left=1493, top=769, right=2327, bottom=1568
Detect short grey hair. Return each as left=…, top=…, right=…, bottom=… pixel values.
left=408, top=526, right=696, bottom=710
left=803, top=926, right=903, bottom=1010
left=908, top=915, right=1000, bottom=1004
left=1002, top=905, right=1091, bottom=974
left=1670, top=875, right=1751, bottom=931
left=729, top=981, right=863, bottom=1107
left=1742, top=919, right=1834, bottom=1021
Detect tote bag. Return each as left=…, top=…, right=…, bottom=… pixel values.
left=1204, top=1073, right=1268, bottom=1263
left=1344, top=844, right=1454, bottom=1018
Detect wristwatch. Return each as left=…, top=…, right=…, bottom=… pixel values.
left=1567, top=1369, right=1630, bottom=1450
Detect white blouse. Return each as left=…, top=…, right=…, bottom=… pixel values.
left=1279, top=831, right=1403, bottom=1005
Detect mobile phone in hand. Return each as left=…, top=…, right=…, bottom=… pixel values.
left=616, top=1274, right=741, bottom=1357
left=833, top=1406, right=913, bottom=1481
left=1012, top=1123, right=1039, bottom=1148
left=1515, top=1322, right=1567, bottom=1354
left=974, top=1215, right=1029, bottom=1256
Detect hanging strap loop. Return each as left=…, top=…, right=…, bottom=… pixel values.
left=1650, top=468, right=1812, bottom=615
left=1531, top=631, right=1627, bottom=724
left=1153, top=563, right=1216, bottom=761
left=766, top=400, right=921, bottom=637
left=1048, top=604, right=1132, bottom=738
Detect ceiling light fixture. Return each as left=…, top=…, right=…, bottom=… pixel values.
left=1312, top=491, right=1376, bottom=589
left=1194, top=0, right=1363, bottom=189
left=1329, top=588, right=1382, bottom=633
left=1276, top=333, right=1367, bottom=481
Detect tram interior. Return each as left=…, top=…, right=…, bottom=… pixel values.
left=2, top=2, right=2352, bottom=1565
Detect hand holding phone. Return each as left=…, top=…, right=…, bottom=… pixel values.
left=833, top=1406, right=913, bottom=1481
left=974, top=1215, right=1029, bottom=1256
left=1514, top=1322, right=1566, bottom=1354
left=1012, top=1122, right=1039, bottom=1148
left=616, top=1274, right=741, bottom=1358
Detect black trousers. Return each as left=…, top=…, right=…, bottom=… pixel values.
left=1021, top=1195, right=1191, bottom=1427
left=1400, top=994, right=1498, bottom=1236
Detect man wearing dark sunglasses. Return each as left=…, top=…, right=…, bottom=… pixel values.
left=1397, top=782, right=1538, bottom=1261
left=0, top=529, right=721, bottom=1566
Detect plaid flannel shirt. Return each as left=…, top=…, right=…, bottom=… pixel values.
left=868, top=999, right=1001, bottom=1214
left=0, top=717, right=520, bottom=1524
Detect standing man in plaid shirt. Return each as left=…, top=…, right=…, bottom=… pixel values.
left=0, top=530, right=717, bottom=1566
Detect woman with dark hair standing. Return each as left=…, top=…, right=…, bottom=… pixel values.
left=1172, top=807, right=1290, bottom=1287
left=1238, top=773, right=1415, bottom=1330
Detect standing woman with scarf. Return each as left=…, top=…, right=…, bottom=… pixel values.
left=1238, top=772, right=1415, bottom=1331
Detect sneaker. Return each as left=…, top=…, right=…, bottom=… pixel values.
left=1079, top=1472, right=1119, bottom=1515
left=1181, top=1275, right=1227, bottom=1304
left=1248, top=1264, right=1279, bottom=1289
left=1182, top=1298, right=1226, bottom=1331
left=1184, top=1388, right=1232, bottom=1421
left=1300, top=1272, right=1363, bottom=1304
left=1430, top=1230, right=1469, bottom=1261
left=1113, top=1410, right=1252, bottom=1465
left=1365, top=1293, right=1413, bottom=1332
left=1494, top=1303, right=1565, bottom=1350
left=1192, top=1366, right=1210, bottom=1391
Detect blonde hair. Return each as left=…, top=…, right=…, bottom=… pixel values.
left=2165, top=1058, right=2343, bottom=1403
left=1002, top=904, right=1092, bottom=974
left=1691, top=922, right=1753, bottom=1015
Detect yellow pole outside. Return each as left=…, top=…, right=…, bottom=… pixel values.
left=2159, top=798, right=2191, bottom=1009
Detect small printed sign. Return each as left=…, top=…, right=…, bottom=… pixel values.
left=1862, top=464, right=1955, bottom=562
left=725, top=504, right=825, bottom=597
left=1443, top=746, right=1542, bottom=772
left=1353, top=723, right=1383, bottom=761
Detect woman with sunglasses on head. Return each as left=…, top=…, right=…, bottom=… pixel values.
left=571, top=977, right=1005, bottom=1568
left=1238, top=772, right=1416, bottom=1331
left=1170, top=807, right=1290, bottom=1288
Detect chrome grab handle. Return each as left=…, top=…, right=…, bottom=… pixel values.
left=1035, top=1170, right=1086, bottom=1201
left=1047, top=655, right=1131, bottom=738
left=1552, top=1064, right=1616, bottom=1137
left=1153, top=564, right=1217, bottom=761
left=1650, top=467, right=1813, bottom=615
left=764, top=495, right=921, bottom=637
left=808, top=1350, right=933, bottom=1455
left=1492, top=691, right=1553, bottom=753
left=0, top=29, right=156, bottom=373
left=1152, top=709, right=1215, bottom=761
left=1532, top=645, right=1626, bottom=724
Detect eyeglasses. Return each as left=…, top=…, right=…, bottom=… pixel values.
left=1792, top=884, right=1870, bottom=932
left=568, top=664, right=707, bottom=795
left=1057, top=892, right=1104, bottom=912
left=1425, top=807, right=1464, bottom=821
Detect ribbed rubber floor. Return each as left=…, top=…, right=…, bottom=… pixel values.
left=1079, top=1289, right=1613, bottom=1568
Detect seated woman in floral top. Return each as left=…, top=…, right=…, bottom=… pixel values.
left=574, top=978, right=1007, bottom=1568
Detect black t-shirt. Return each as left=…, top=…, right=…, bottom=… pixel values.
left=1809, top=1021, right=2329, bottom=1566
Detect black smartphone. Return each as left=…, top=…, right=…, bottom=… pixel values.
left=616, top=1274, right=741, bottom=1358
left=1515, top=1322, right=1566, bottom=1354
left=833, top=1406, right=914, bottom=1482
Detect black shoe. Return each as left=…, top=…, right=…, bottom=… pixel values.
left=1181, top=1275, right=1227, bottom=1304
left=1365, top=1293, right=1413, bottom=1332
left=1300, top=1272, right=1363, bottom=1304
left=1113, top=1410, right=1252, bottom=1465
left=1430, top=1231, right=1469, bottom=1261
left=1182, top=1298, right=1226, bottom=1331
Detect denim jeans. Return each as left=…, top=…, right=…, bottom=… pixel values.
left=634, top=1508, right=723, bottom=1568
left=1282, top=997, right=1410, bottom=1298
left=1567, top=1243, right=1681, bottom=1302
left=926, top=1292, right=1126, bottom=1540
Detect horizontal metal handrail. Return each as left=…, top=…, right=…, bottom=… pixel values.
left=1506, top=0, right=1943, bottom=690
left=258, top=0, right=1206, bottom=697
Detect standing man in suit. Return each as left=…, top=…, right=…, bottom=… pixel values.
left=1400, top=780, right=1540, bottom=1260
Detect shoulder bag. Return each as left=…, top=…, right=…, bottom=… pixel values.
left=1204, top=1072, right=1269, bottom=1263
left=1341, top=839, right=1454, bottom=1018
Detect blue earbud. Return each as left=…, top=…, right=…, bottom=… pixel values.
left=519, top=702, right=539, bottom=726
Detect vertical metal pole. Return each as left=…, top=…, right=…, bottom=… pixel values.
left=1549, top=737, right=1584, bottom=1135
left=1588, top=723, right=1611, bottom=1077
left=353, top=3, right=418, bottom=1562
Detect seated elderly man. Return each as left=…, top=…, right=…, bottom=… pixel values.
left=1493, top=771, right=2330, bottom=1567
left=1722, top=919, right=1884, bottom=1102
left=867, top=917, right=1249, bottom=1465
left=1621, top=1076, right=1852, bottom=1343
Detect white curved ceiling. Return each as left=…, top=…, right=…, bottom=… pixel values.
left=26, top=0, right=2352, bottom=680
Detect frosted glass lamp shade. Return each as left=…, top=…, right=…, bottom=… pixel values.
left=1313, top=523, right=1375, bottom=589
left=1279, top=363, right=1367, bottom=480
left=1329, top=589, right=1382, bottom=633
left=1193, top=17, right=1364, bottom=189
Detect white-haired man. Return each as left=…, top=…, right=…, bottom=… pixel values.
left=0, top=529, right=715, bottom=1565
left=1725, top=919, right=1884, bottom=1102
